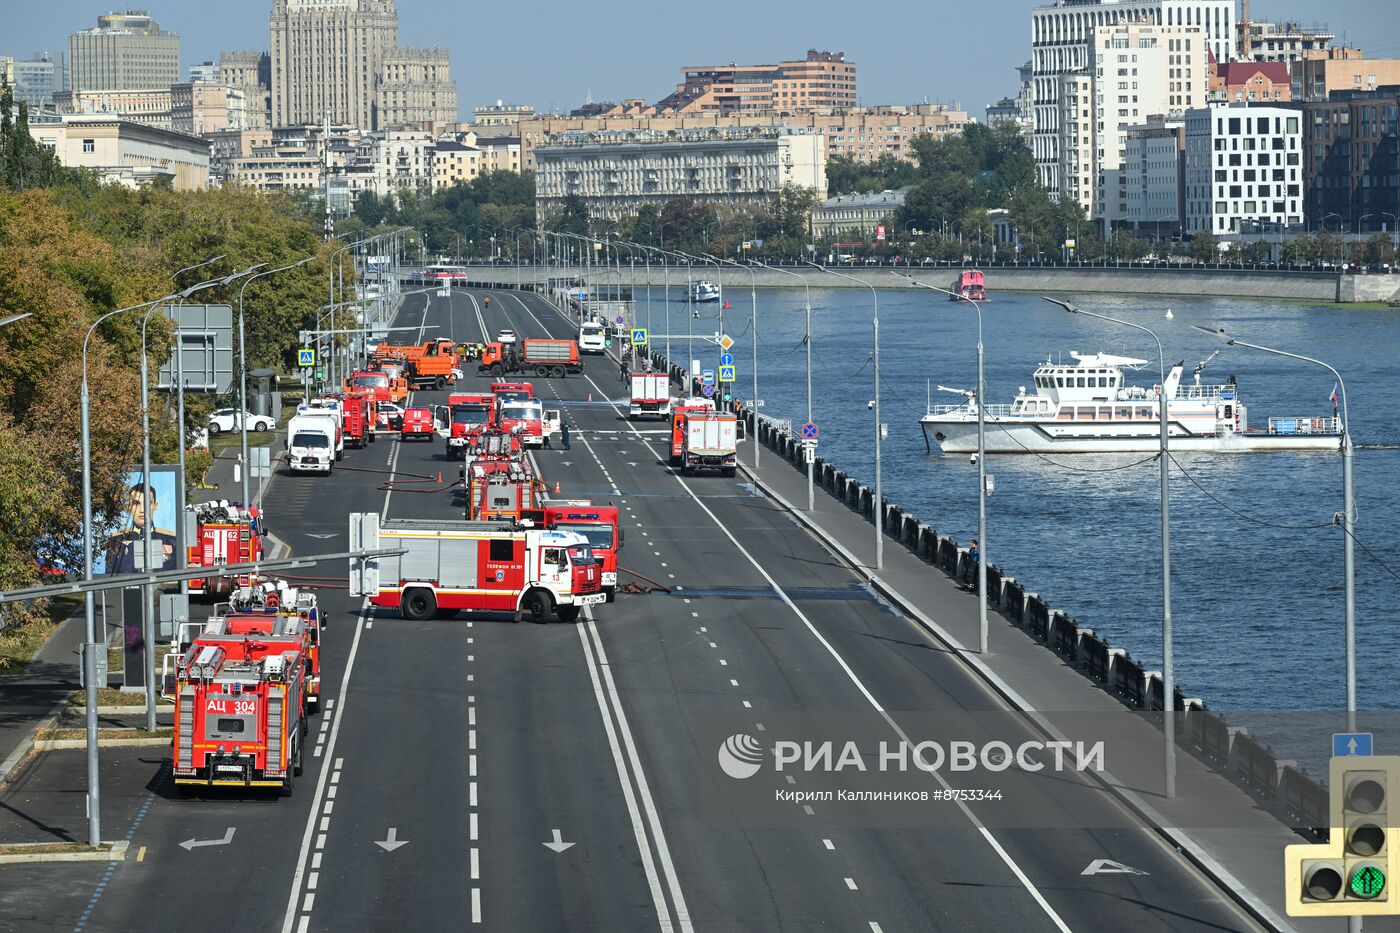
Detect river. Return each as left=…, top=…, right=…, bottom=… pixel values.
left=638, top=283, right=1400, bottom=713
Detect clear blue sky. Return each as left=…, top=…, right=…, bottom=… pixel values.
left=8, top=1, right=1400, bottom=120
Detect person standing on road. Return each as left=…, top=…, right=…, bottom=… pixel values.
left=561, top=419, right=571, bottom=450
left=619, top=357, right=628, bottom=382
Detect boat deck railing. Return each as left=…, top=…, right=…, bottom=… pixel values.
left=925, top=404, right=1018, bottom=418
left=1173, top=384, right=1236, bottom=400
left=1267, top=416, right=1342, bottom=436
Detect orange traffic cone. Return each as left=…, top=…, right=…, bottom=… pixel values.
left=554, top=481, right=561, bottom=494
left=436, top=471, right=442, bottom=483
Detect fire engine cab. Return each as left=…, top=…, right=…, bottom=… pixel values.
left=524, top=502, right=621, bottom=601
left=168, top=627, right=306, bottom=795
left=185, top=501, right=264, bottom=599
left=350, top=515, right=605, bottom=624
left=446, top=393, right=495, bottom=460
left=209, top=583, right=323, bottom=711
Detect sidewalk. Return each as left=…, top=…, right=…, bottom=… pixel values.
left=736, top=432, right=1330, bottom=933
left=0, top=437, right=284, bottom=786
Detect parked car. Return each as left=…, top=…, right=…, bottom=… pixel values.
left=377, top=401, right=404, bottom=431
left=207, top=409, right=276, bottom=434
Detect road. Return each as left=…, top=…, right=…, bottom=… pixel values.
left=0, top=284, right=1266, bottom=932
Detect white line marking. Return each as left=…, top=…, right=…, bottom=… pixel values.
left=322, top=801, right=334, bottom=814
left=468, top=707, right=476, bottom=726
left=785, top=776, right=796, bottom=785
left=335, top=758, right=344, bottom=769
left=869, top=923, right=884, bottom=933
left=471, top=812, right=478, bottom=840
left=307, top=872, right=319, bottom=891
left=471, top=847, right=480, bottom=880
left=312, top=853, right=322, bottom=869
left=742, top=701, right=752, bottom=709
left=845, top=877, right=858, bottom=890
left=365, top=619, right=373, bottom=630
left=470, top=782, right=478, bottom=807
left=296, top=917, right=309, bottom=933
left=575, top=620, right=677, bottom=933
left=469, top=754, right=477, bottom=778
left=469, top=730, right=477, bottom=750
left=755, top=723, right=765, bottom=732
left=302, top=893, right=314, bottom=912
left=823, top=839, right=835, bottom=850
left=315, top=833, right=326, bottom=849
left=325, top=699, right=335, bottom=711
left=472, top=888, right=481, bottom=924
left=803, top=805, right=815, bottom=816
left=730, top=679, right=739, bottom=687
left=319, top=817, right=329, bottom=832
left=719, top=659, right=727, bottom=666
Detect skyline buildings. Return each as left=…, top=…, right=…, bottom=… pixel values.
left=69, top=10, right=179, bottom=92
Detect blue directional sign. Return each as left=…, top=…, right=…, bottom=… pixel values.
left=701, top=384, right=716, bottom=398
left=631, top=328, right=648, bottom=346
left=719, top=352, right=734, bottom=367
left=718, top=364, right=736, bottom=383
left=701, top=369, right=715, bottom=386
left=298, top=348, right=316, bottom=368
left=801, top=421, right=819, bottom=440
left=1334, top=732, right=1374, bottom=757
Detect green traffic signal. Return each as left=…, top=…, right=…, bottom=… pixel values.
left=1351, top=865, right=1387, bottom=899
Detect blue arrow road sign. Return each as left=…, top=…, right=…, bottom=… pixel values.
left=801, top=422, right=819, bottom=440
left=720, top=352, right=734, bottom=367
left=718, top=364, right=736, bottom=383
left=1334, top=732, right=1374, bottom=756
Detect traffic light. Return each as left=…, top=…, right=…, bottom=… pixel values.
left=1286, top=755, right=1400, bottom=916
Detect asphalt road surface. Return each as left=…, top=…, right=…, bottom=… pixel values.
left=0, top=285, right=1266, bottom=933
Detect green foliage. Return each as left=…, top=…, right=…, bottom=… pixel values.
left=353, top=170, right=538, bottom=254
left=0, top=80, right=69, bottom=190
left=1187, top=231, right=1220, bottom=262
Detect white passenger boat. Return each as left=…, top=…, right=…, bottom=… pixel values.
left=690, top=280, right=720, bottom=303
left=920, top=352, right=1343, bottom=454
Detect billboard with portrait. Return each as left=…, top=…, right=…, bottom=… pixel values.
left=100, top=466, right=181, bottom=576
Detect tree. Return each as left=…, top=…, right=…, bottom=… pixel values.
left=1187, top=231, right=1220, bottom=262
left=0, top=79, right=67, bottom=191
left=558, top=194, right=590, bottom=236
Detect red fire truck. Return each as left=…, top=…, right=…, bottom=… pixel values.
left=350, top=515, right=605, bottom=623
left=213, top=584, right=323, bottom=711
left=168, top=629, right=307, bottom=795
left=446, top=393, right=495, bottom=460
left=339, top=392, right=376, bottom=447
left=466, top=458, right=544, bottom=521
left=185, top=501, right=264, bottom=599
left=669, top=398, right=717, bottom=465
left=400, top=406, right=436, bottom=441
left=497, top=397, right=546, bottom=447
left=524, top=502, right=622, bottom=601
left=490, top=382, right=533, bottom=403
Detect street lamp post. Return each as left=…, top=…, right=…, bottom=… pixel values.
left=900, top=275, right=989, bottom=655
left=1047, top=297, right=1176, bottom=798
left=813, top=265, right=882, bottom=571
left=716, top=257, right=758, bottom=465
left=238, top=257, right=313, bottom=503
left=1194, top=326, right=1356, bottom=730
left=756, top=262, right=814, bottom=510
left=135, top=254, right=225, bottom=731
left=1381, top=213, right=1399, bottom=263
left=79, top=278, right=225, bottom=845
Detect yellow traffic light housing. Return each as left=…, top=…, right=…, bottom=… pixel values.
left=1286, top=755, right=1399, bottom=916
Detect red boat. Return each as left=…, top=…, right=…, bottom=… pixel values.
left=951, top=269, right=987, bottom=301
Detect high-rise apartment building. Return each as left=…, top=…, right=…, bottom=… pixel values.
left=69, top=10, right=179, bottom=92
left=1030, top=0, right=1234, bottom=197
left=376, top=48, right=456, bottom=129
left=219, top=51, right=271, bottom=129
left=654, top=51, right=856, bottom=115
left=1123, top=116, right=1185, bottom=232
left=269, top=0, right=398, bottom=129
left=1066, top=23, right=1205, bottom=229
left=1183, top=104, right=1302, bottom=234
left=1237, top=21, right=1333, bottom=63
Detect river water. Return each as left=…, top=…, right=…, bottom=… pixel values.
left=641, top=284, right=1400, bottom=713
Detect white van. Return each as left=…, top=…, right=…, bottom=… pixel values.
left=578, top=321, right=607, bottom=354
left=287, top=415, right=337, bottom=474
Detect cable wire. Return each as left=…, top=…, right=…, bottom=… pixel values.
left=1166, top=451, right=1334, bottom=530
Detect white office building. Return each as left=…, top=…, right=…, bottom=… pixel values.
left=1031, top=0, right=1234, bottom=197
left=1183, top=104, right=1302, bottom=235
left=1066, top=23, right=1206, bottom=230
left=1124, top=117, right=1184, bottom=232
left=535, top=127, right=826, bottom=222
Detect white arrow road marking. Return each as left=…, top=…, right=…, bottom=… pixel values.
left=1081, top=859, right=1149, bottom=876
left=542, top=828, right=575, bottom=853
left=180, top=827, right=235, bottom=851
left=376, top=827, right=409, bottom=852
